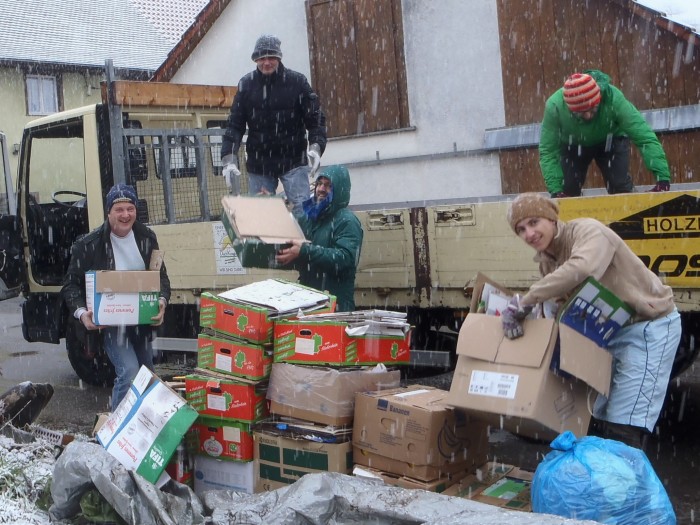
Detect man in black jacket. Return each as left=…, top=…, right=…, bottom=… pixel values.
left=221, top=34, right=327, bottom=216
left=62, top=184, right=171, bottom=411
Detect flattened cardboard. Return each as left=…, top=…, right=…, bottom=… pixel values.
left=352, top=386, right=489, bottom=482
left=267, top=363, right=401, bottom=426
left=442, top=461, right=533, bottom=512
left=353, top=464, right=468, bottom=493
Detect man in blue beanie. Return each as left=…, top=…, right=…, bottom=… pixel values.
left=62, top=184, right=171, bottom=411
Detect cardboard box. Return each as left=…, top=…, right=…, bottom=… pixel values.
left=352, top=386, right=489, bottom=482
left=96, top=366, right=198, bottom=485
left=185, top=374, right=268, bottom=422
left=187, top=416, right=254, bottom=462
left=274, top=320, right=411, bottom=365
left=442, top=461, right=533, bottom=512
left=197, top=333, right=272, bottom=381
left=267, top=363, right=401, bottom=426
left=86, top=270, right=161, bottom=326
left=193, top=454, right=255, bottom=495
left=445, top=273, right=614, bottom=440
left=221, top=195, right=307, bottom=269
left=199, top=280, right=336, bottom=344
left=353, top=464, right=468, bottom=493
left=254, top=430, right=353, bottom=492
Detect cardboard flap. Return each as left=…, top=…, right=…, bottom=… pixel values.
left=559, top=324, right=612, bottom=396
left=457, top=314, right=555, bottom=369
left=221, top=196, right=306, bottom=241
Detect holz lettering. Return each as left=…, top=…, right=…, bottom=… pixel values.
left=644, top=216, right=700, bottom=234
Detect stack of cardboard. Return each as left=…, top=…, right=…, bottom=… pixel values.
left=256, top=363, right=401, bottom=491
left=446, top=272, right=632, bottom=441
left=352, top=385, right=490, bottom=493
left=186, top=279, right=336, bottom=495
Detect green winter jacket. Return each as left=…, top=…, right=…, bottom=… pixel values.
left=539, top=69, right=670, bottom=194
left=296, top=165, right=363, bottom=311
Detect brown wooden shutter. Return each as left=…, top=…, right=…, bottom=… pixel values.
left=306, top=0, right=409, bottom=137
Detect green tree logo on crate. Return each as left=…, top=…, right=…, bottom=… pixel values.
left=391, top=343, right=399, bottom=360
left=313, top=333, right=323, bottom=354
left=234, top=350, right=246, bottom=369
left=237, top=314, right=249, bottom=332
left=223, top=392, right=233, bottom=408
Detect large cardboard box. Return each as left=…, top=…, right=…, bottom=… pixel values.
left=199, top=280, right=336, bottom=344
left=267, top=363, right=401, bottom=426
left=274, top=320, right=411, bottom=365
left=86, top=270, right=160, bottom=326
left=254, top=430, right=353, bottom=492
left=197, top=333, right=272, bottom=381
left=352, top=386, right=489, bottom=482
left=185, top=374, right=268, bottom=422
left=96, top=366, right=198, bottom=485
left=442, top=461, right=533, bottom=512
left=446, top=273, right=614, bottom=440
left=193, top=455, right=255, bottom=495
left=221, top=195, right=306, bottom=269
left=187, top=416, right=254, bottom=462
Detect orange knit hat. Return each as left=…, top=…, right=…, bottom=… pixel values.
left=563, top=73, right=601, bottom=112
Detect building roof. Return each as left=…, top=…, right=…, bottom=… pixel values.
left=0, top=0, right=209, bottom=72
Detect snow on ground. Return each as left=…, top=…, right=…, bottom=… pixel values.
left=0, top=434, right=69, bottom=524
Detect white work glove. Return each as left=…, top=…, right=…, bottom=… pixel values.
left=307, top=143, right=321, bottom=177
left=501, top=294, right=534, bottom=340
left=221, top=154, right=241, bottom=195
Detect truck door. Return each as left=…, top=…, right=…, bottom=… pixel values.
left=0, top=132, right=25, bottom=300
left=19, top=118, right=90, bottom=343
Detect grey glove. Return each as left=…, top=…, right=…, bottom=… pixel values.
left=307, top=143, right=321, bottom=176
left=501, top=294, right=533, bottom=340
left=221, top=154, right=241, bottom=195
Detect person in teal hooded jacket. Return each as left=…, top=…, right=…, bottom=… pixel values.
left=276, top=165, right=363, bottom=311
left=539, top=69, right=671, bottom=197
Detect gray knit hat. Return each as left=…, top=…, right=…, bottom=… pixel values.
left=251, top=35, right=282, bottom=61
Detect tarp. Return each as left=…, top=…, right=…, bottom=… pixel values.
left=50, top=441, right=599, bottom=525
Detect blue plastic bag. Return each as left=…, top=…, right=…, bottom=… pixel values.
left=532, top=431, right=675, bottom=525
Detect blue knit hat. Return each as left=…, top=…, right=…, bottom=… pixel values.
left=106, top=184, right=138, bottom=212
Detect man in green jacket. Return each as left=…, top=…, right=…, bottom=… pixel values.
left=539, top=70, right=671, bottom=197
left=276, top=165, right=363, bottom=311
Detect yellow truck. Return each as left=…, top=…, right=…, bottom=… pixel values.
left=0, top=73, right=698, bottom=385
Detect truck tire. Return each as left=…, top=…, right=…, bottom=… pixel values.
left=65, top=321, right=115, bottom=387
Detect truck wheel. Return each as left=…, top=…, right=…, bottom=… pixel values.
left=65, top=322, right=115, bottom=387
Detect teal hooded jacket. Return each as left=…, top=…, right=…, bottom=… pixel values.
left=296, top=165, right=363, bottom=311
left=539, top=69, right=670, bottom=194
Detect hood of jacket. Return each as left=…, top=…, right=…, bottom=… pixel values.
left=315, top=164, right=351, bottom=216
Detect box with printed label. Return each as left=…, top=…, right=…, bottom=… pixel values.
left=86, top=270, right=161, bottom=326
left=221, top=195, right=307, bottom=269
left=273, top=320, right=411, bottom=366
left=185, top=374, right=268, bottom=422
left=96, top=366, right=198, bottom=485
left=352, top=385, right=489, bottom=482
left=445, top=273, right=614, bottom=440
left=267, top=363, right=401, bottom=426
left=254, top=431, right=353, bottom=492
left=193, top=455, right=255, bottom=496
left=197, top=333, right=272, bottom=381
left=187, top=416, right=254, bottom=462
left=199, top=283, right=336, bottom=344
left=442, top=461, right=533, bottom=512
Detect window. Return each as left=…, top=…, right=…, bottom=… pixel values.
left=26, top=75, right=59, bottom=116
left=306, top=0, right=409, bottom=137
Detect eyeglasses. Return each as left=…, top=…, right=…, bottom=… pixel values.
left=316, top=179, right=332, bottom=189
